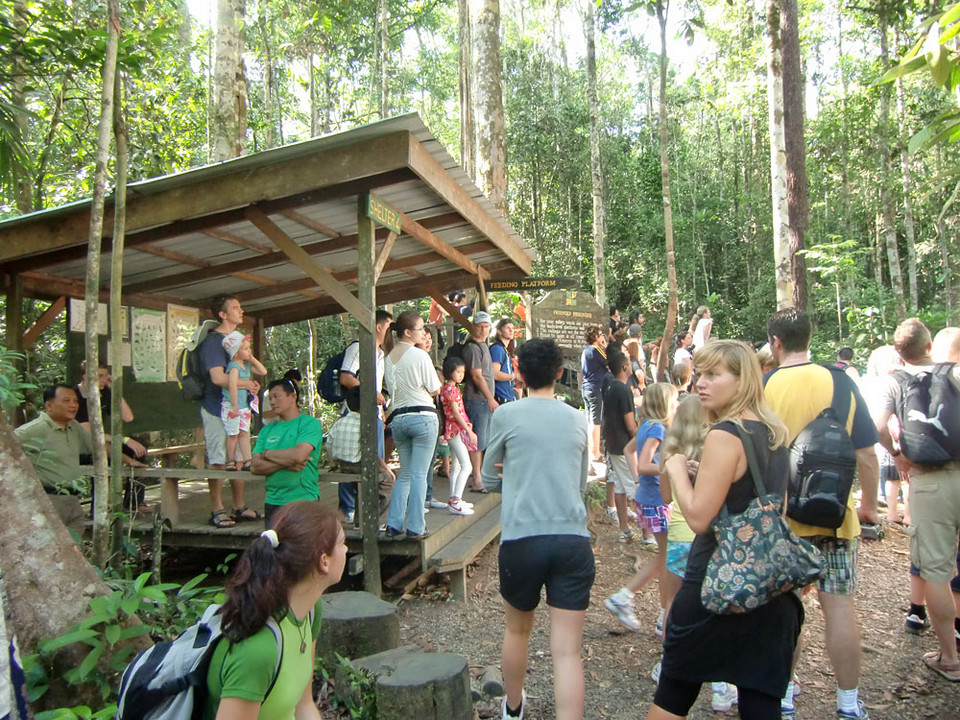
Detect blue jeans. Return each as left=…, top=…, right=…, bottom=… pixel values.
left=386, top=412, right=439, bottom=535
left=338, top=415, right=385, bottom=514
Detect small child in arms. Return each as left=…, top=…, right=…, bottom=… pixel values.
left=221, top=331, right=266, bottom=470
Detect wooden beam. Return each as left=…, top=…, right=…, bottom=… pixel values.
left=390, top=197, right=490, bottom=280
left=21, top=295, right=66, bottom=349
left=261, top=260, right=518, bottom=326
left=373, top=231, right=398, bottom=282
left=202, top=228, right=273, bottom=254
left=427, top=287, right=475, bottom=336
left=407, top=134, right=532, bottom=274
left=0, top=132, right=413, bottom=264
left=245, top=206, right=373, bottom=331
left=280, top=209, right=341, bottom=238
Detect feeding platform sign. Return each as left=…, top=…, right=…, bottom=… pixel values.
left=487, top=277, right=578, bottom=292
left=365, top=194, right=401, bottom=234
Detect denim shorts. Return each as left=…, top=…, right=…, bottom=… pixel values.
left=582, top=385, right=602, bottom=424
left=465, top=399, right=491, bottom=451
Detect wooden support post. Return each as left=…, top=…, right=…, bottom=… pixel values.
left=21, top=296, right=66, bottom=350
left=5, top=274, right=23, bottom=427
left=427, top=287, right=475, bottom=336
left=476, top=269, right=487, bottom=311
left=357, top=194, right=382, bottom=596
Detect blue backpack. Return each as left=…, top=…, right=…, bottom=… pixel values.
left=115, top=603, right=292, bottom=720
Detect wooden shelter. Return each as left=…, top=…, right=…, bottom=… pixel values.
left=0, top=113, right=534, bottom=595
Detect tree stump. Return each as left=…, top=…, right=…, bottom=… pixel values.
left=316, top=591, right=400, bottom=672
left=336, top=646, right=473, bottom=720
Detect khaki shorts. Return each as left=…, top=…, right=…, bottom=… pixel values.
left=606, top=453, right=636, bottom=496
left=907, top=465, right=960, bottom=583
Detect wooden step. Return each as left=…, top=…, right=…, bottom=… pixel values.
left=429, top=505, right=501, bottom=573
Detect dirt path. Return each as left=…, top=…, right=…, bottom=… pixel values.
left=393, top=518, right=960, bottom=719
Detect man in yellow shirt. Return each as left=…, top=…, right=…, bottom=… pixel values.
left=764, top=309, right=880, bottom=720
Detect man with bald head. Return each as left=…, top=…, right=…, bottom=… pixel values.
left=933, top=327, right=960, bottom=364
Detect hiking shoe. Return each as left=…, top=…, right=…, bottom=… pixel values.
left=905, top=612, right=930, bottom=634
left=605, top=507, right=619, bottom=524
left=792, top=675, right=801, bottom=697
left=837, top=700, right=870, bottom=720
left=712, top=683, right=739, bottom=712
left=655, top=608, right=665, bottom=638
left=640, top=535, right=658, bottom=548
left=501, top=690, right=525, bottom=720
left=448, top=500, right=475, bottom=516
left=650, top=659, right=661, bottom=684
left=780, top=708, right=796, bottom=720
left=603, top=591, right=641, bottom=631
left=618, top=529, right=637, bottom=543
left=427, top=498, right=449, bottom=510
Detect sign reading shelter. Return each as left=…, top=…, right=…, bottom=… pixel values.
left=487, top=277, right=578, bottom=292
left=365, top=194, right=401, bottom=233
left=531, top=290, right=606, bottom=358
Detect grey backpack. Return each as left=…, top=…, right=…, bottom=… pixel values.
left=116, top=603, right=286, bottom=720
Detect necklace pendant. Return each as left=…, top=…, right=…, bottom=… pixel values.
left=300, top=640, right=307, bottom=653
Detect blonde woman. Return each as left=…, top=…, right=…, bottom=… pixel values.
left=603, top=383, right=679, bottom=635
left=647, top=341, right=800, bottom=720
left=689, top=306, right=713, bottom=352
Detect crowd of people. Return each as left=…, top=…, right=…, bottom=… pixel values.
left=10, top=291, right=960, bottom=720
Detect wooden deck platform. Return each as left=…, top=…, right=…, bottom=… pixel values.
left=110, top=470, right=501, bottom=599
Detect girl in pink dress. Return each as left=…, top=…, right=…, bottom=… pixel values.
left=440, top=356, right=478, bottom=516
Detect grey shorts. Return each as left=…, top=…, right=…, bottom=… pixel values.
left=201, top=406, right=227, bottom=466
left=465, top=399, right=492, bottom=451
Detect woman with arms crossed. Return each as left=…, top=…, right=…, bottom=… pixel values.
left=648, top=340, right=801, bottom=720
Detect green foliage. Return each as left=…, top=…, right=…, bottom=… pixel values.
left=26, top=570, right=226, bottom=711
left=0, top=345, right=35, bottom=408
left=330, top=653, right=378, bottom=719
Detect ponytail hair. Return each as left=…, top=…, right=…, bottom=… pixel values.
left=219, top=501, right=340, bottom=641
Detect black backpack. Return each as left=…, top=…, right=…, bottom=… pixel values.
left=175, top=320, right=219, bottom=401
left=893, top=363, right=960, bottom=466
left=316, top=341, right=358, bottom=404
left=786, top=366, right=858, bottom=529
left=443, top=337, right=479, bottom=364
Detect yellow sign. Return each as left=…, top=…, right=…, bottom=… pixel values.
left=366, top=195, right=401, bottom=233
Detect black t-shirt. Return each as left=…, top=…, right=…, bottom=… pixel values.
left=601, top=379, right=634, bottom=456
left=74, top=386, right=111, bottom=424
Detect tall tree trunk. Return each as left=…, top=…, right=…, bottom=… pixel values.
left=85, top=0, right=121, bottom=568
left=895, top=27, right=918, bottom=312
left=472, top=0, right=507, bottom=214
left=458, top=0, right=475, bottom=179
left=309, top=53, right=318, bottom=136
left=767, top=0, right=795, bottom=309
left=379, top=0, right=390, bottom=118
left=780, top=0, right=808, bottom=311
left=306, top=318, right=318, bottom=415
left=109, top=72, right=128, bottom=559
left=11, top=0, right=32, bottom=213
left=936, top=180, right=960, bottom=324
left=584, top=0, right=606, bottom=307
left=258, top=5, right=277, bottom=149
left=212, top=0, right=248, bottom=161
left=878, top=16, right=907, bottom=321
left=655, top=1, right=678, bottom=381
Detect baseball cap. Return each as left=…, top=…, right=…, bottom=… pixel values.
left=628, top=323, right=643, bottom=338
left=222, top=331, right=247, bottom=358
left=474, top=311, right=492, bottom=325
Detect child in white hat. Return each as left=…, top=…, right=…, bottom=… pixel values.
left=221, top=331, right=267, bottom=471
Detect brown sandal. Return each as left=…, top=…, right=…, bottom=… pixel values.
left=923, top=651, right=960, bottom=682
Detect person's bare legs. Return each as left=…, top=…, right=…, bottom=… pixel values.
left=589, top=423, right=602, bottom=461
left=469, top=449, right=484, bottom=490
left=550, top=607, right=587, bottom=720
left=660, top=570, right=682, bottom=618
left=225, top=434, right=239, bottom=471
left=885, top=479, right=902, bottom=523
left=925, top=579, right=960, bottom=665
left=627, top=532, right=667, bottom=596
left=818, top=591, right=862, bottom=690
left=647, top=703, right=685, bottom=719
left=238, top=430, right=252, bottom=465
left=614, top=492, right=630, bottom=532
left=910, top=572, right=925, bottom=606
left=230, top=477, right=248, bottom=515
left=501, top=602, right=534, bottom=715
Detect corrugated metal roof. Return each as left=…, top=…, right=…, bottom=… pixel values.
left=0, top=114, right=533, bottom=326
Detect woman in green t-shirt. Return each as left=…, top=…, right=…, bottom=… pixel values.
left=205, top=501, right=346, bottom=720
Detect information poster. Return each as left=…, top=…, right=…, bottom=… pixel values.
left=166, top=304, right=199, bottom=381
left=68, top=298, right=108, bottom=335
left=131, top=308, right=166, bottom=382
left=531, top=290, right=607, bottom=359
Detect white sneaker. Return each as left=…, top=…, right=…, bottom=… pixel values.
left=655, top=608, right=665, bottom=638
left=603, top=591, right=641, bottom=631
left=712, top=683, right=739, bottom=712
left=428, top=498, right=448, bottom=509
left=650, top=659, right=661, bottom=684
left=448, top=500, right=475, bottom=516
left=605, top=507, right=619, bottom=524
left=627, top=506, right=638, bottom=520
left=501, top=689, right=526, bottom=720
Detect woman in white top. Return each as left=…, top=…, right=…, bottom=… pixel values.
left=383, top=311, right=442, bottom=539
left=690, top=306, right=713, bottom=352
left=673, top=331, right=694, bottom=368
